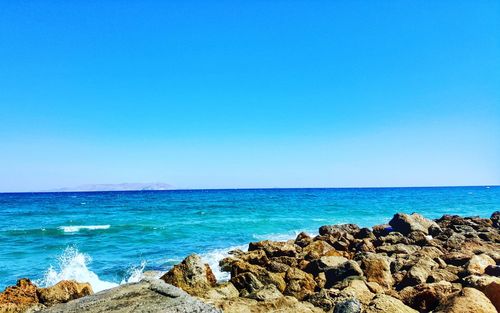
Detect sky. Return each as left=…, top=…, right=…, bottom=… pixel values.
left=0, top=1, right=499, bottom=192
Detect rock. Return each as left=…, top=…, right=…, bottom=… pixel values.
left=325, top=261, right=363, bottom=288
left=398, top=281, right=454, bottom=312
left=305, top=256, right=349, bottom=276
left=301, top=240, right=336, bottom=259
left=462, top=275, right=500, bottom=312
left=360, top=253, right=394, bottom=288
left=400, top=257, right=439, bottom=287
left=389, top=213, right=440, bottom=235
left=485, top=265, right=500, bottom=277
left=212, top=295, right=323, bottom=313
left=37, top=280, right=93, bottom=306
left=230, top=272, right=264, bottom=294
left=283, top=268, right=316, bottom=300
left=372, top=224, right=391, bottom=237
left=160, top=254, right=217, bottom=297
left=465, top=253, right=495, bottom=275
left=338, top=279, right=374, bottom=305
left=295, top=232, right=313, bottom=247
left=434, top=287, right=496, bottom=313
left=248, top=240, right=297, bottom=258
left=204, top=282, right=239, bottom=300
left=442, top=252, right=473, bottom=266
left=42, top=278, right=220, bottom=313
left=356, top=228, right=375, bottom=240
left=319, top=224, right=360, bottom=237
left=265, top=260, right=290, bottom=273
left=376, top=244, right=420, bottom=255
left=491, top=211, right=500, bottom=229
left=333, top=298, right=362, bottom=313
left=229, top=261, right=286, bottom=292
left=0, top=278, right=41, bottom=313
left=427, top=268, right=459, bottom=283
left=365, top=294, right=418, bottom=313
left=246, top=284, right=282, bottom=301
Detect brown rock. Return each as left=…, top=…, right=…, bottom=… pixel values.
left=399, top=281, right=454, bottom=312
left=360, top=253, right=394, bottom=288
left=434, top=287, right=496, bottom=313
left=295, top=232, right=313, bottom=247
left=400, top=257, right=439, bottom=287
left=376, top=244, right=420, bottom=256
left=301, top=240, right=336, bottom=260
left=230, top=261, right=286, bottom=292
left=324, top=261, right=363, bottom=288
left=213, top=295, right=323, bottom=313
left=204, top=282, right=239, bottom=300
left=37, top=280, right=93, bottom=306
left=160, top=254, right=217, bottom=297
left=283, top=268, right=316, bottom=300
left=248, top=240, right=297, bottom=258
left=389, top=213, right=440, bottom=235
left=462, top=275, right=500, bottom=312
left=230, top=272, right=264, bottom=294
left=246, top=284, right=283, bottom=301
left=465, top=253, right=495, bottom=275
left=0, top=278, right=41, bottom=313
left=427, top=268, right=459, bottom=283
left=365, top=294, right=418, bottom=313
left=305, top=256, right=348, bottom=276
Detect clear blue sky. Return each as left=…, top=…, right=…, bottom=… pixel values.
left=0, top=1, right=499, bottom=192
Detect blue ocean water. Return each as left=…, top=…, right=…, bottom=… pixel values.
left=0, top=186, right=498, bottom=291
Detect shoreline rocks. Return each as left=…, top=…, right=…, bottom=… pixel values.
left=1, top=211, right=498, bottom=312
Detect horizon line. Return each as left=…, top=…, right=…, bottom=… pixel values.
left=0, top=184, right=498, bottom=194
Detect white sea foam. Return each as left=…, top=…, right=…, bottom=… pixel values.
left=200, top=244, right=247, bottom=281
left=252, top=229, right=318, bottom=242
left=38, top=247, right=146, bottom=293
left=59, top=225, right=110, bottom=233
left=120, top=260, right=147, bottom=284
left=38, top=247, right=118, bottom=292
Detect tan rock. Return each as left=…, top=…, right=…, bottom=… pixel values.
left=365, top=294, right=418, bottom=313
left=400, top=257, right=439, bottom=287
left=204, top=282, right=239, bottom=300
left=398, top=281, right=454, bottom=312
left=434, top=287, right=496, bottom=313
left=301, top=240, right=336, bottom=260
left=283, top=268, right=316, bottom=300
left=246, top=284, right=282, bottom=302
left=248, top=240, right=297, bottom=258
left=360, top=254, right=394, bottom=288
left=37, top=280, right=93, bottom=306
left=465, top=253, right=495, bottom=275
left=212, top=295, right=323, bottom=313
left=160, top=254, right=217, bottom=297
left=230, top=261, right=286, bottom=292
left=462, top=275, right=500, bottom=312
left=0, top=278, right=41, bottom=313
left=389, top=213, right=440, bottom=235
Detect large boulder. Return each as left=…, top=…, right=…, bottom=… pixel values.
left=360, top=254, right=394, bottom=288
left=37, top=280, right=93, bottom=306
left=398, top=281, right=455, bottom=312
left=324, top=261, right=363, bottom=288
left=333, top=298, right=362, bottom=313
left=229, top=261, right=286, bottom=292
left=41, top=278, right=221, bottom=313
left=0, top=278, right=42, bottom=313
left=434, top=287, right=496, bottom=313
left=389, top=213, right=440, bottom=235
left=305, top=256, right=349, bottom=276
left=462, top=275, right=500, bottom=312
left=365, top=294, right=418, bottom=313
left=283, top=268, right=316, bottom=300
left=160, top=254, right=217, bottom=297
left=246, top=284, right=283, bottom=302
left=400, top=257, right=439, bottom=287
left=465, top=253, right=496, bottom=275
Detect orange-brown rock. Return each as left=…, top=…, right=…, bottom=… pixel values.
left=36, top=280, right=93, bottom=306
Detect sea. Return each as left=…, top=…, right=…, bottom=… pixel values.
left=0, top=186, right=498, bottom=292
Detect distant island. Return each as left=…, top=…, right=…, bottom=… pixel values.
left=49, top=183, right=173, bottom=192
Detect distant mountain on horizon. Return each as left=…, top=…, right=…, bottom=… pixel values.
left=49, top=183, right=173, bottom=192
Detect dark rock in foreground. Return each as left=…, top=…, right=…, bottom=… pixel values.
left=39, top=278, right=220, bottom=313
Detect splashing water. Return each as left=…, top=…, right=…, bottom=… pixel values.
left=37, top=247, right=146, bottom=293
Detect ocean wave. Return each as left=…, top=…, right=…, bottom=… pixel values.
left=37, top=247, right=145, bottom=293
left=58, top=225, right=111, bottom=233
left=200, top=244, right=247, bottom=281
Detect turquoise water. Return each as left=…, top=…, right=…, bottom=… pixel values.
left=0, top=187, right=498, bottom=291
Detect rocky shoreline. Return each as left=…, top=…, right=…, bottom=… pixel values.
left=1, top=211, right=499, bottom=312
